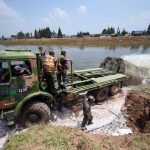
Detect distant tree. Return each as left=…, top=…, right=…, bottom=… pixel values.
left=110, top=27, right=115, bottom=34
left=101, top=27, right=115, bottom=35
left=17, top=31, right=24, bottom=39
left=147, top=24, right=150, bottom=35
left=82, top=32, right=90, bottom=36
left=38, top=27, right=51, bottom=38
left=30, top=32, right=32, bottom=38
left=77, top=32, right=83, bottom=37
left=117, top=27, right=121, bottom=35
left=25, top=32, right=30, bottom=38
left=121, top=29, right=128, bottom=36
left=45, top=27, right=51, bottom=38
left=101, top=29, right=107, bottom=34
left=58, top=27, right=63, bottom=38
left=34, top=29, right=38, bottom=39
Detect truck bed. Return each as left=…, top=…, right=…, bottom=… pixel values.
left=66, top=68, right=126, bottom=94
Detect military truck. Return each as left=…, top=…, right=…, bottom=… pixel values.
left=0, top=49, right=126, bottom=126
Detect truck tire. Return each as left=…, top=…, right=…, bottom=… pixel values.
left=20, top=101, right=50, bottom=126
left=110, top=82, right=121, bottom=96
left=95, top=87, right=109, bottom=102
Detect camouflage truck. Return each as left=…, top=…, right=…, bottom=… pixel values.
left=0, top=49, right=126, bottom=126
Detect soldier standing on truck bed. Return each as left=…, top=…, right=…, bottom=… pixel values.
left=57, top=50, right=72, bottom=90
left=43, top=50, right=58, bottom=95
left=38, top=46, right=46, bottom=81
left=39, top=46, right=45, bottom=66
left=79, top=92, right=94, bottom=130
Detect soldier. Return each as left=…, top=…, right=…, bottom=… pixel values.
left=14, top=65, right=31, bottom=76
left=57, top=50, right=72, bottom=89
left=79, top=92, right=94, bottom=129
left=38, top=46, right=45, bottom=67
left=43, top=50, right=58, bottom=95
left=38, top=47, right=46, bottom=81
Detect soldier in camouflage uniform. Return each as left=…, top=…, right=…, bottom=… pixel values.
left=43, top=50, right=58, bottom=95
left=14, top=65, right=31, bottom=76
left=39, top=46, right=45, bottom=67
left=57, top=51, right=72, bottom=89
left=38, top=47, right=46, bottom=81
left=79, top=92, right=94, bottom=129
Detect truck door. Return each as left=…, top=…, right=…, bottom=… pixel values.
left=0, top=61, right=14, bottom=110
left=9, top=60, right=37, bottom=101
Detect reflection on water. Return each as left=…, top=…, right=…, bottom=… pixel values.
left=0, top=44, right=150, bottom=70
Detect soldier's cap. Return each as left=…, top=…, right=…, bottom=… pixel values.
left=49, top=50, right=55, bottom=55
left=38, top=46, right=42, bottom=49
left=39, top=46, right=45, bottom=53
left=61, top=50, right=66, bottom=55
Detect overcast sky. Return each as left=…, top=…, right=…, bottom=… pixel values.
left=0, top=0, right=150, bottom=37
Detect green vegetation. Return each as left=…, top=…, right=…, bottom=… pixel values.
left=4, top=125, right=150, bottom=150
left=4, top=125, right=92, bottom=150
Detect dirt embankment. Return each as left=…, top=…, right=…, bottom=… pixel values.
left=123, top=85, right=150, bottom=133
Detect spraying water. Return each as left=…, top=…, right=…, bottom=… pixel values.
left=122, top=54, right=150, bottom=84
left=122, top=54, right=150, bottom=68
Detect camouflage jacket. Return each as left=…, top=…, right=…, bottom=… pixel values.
left=83, top=98, right=92, bottom=116
left=57, top=55, right=69, bottom=72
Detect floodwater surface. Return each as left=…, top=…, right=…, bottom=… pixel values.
left=0, top=44, right=150, bottom=69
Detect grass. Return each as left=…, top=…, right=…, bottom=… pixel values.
left=4, top=125, right=91, bottom=150
left=0, top=36, right=150, bottom=48
left=4, top=125, right=150, bottom=150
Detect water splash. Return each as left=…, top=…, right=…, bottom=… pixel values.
left=122, top=54, right=150, bottom=84
left=122, top=54, right=150, bottom=68
left=142, top=78, right=150, bottom=84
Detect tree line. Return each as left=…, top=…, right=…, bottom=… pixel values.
left=1, top=24, right=150, bottom=39
left=9, top=27, right=63, bottom=39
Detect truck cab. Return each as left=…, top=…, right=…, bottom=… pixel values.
left=0, top=50, right=54, bottom=126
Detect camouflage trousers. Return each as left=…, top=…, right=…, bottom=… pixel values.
left=44, top=72, right=58, bottom=95
left=81, top=114, right=93, bottom=127
left=57, top=70, right=68, bottom=89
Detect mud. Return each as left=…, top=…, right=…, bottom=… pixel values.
left=123, top=84, right=150, bottom=133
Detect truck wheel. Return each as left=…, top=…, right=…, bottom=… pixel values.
left=20, top=101, right=50, bottom=127
left=110, top=82, right=121, bottom=96
left=95, top=87, right=109, bottom=102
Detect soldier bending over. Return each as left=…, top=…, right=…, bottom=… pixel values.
left=79, top=92, right=94, bottom=129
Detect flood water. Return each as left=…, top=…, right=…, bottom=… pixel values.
left=0, top=44, right=150, bottom=70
